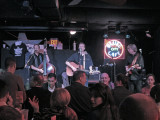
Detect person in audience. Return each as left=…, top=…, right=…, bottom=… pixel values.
left=119, top=93, right=160, bottom=120
left=150, top=84, right=160, bottom=112
left=112, top=73, right=132, bottom=107
left=65, top=71, right=92, bottom=120
left=29, top=88, right=78, bottom=120
left=23, top=74, right=51, bottom=120
left=88, top=83, right=120, bottom=120
left=100, top=72, right=114, bottom=89
left=141, top=73, right=155, bottom=96
left=0, top=79, right=22, bottom=120
left=0, top=57, right=26, bottom=107
left=43, top=73, right=64, bottom=93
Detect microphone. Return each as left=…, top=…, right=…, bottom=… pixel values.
left=79, top=48, right=82, bottom=55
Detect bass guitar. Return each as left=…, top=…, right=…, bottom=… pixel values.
left=126, top=64, right=139, bottom=76
left=66, top=62, right=89, bottom=76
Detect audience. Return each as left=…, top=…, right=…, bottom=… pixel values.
left=100, top=72, right=114, bottom=89
left=150, top=84, right=160, bottom=112
left=43, top=73, right=64, bottom=93
left=0, top=57, right=26, bottom=107
left=0, top=79, right=22, bottom=120
left=141, top=73, right=155, bottom=96
left=112, top=73, right=132, bottom=107
left=65, top=71, right=92, bottom=120
left=29, top=88, right=78, bottom=120
left=23, top=74, right=51, bottom=120
left=119, top=93, right=160, bottom=120
left=88, top=83, right=120, bottom=120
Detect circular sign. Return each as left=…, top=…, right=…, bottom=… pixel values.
left=104, top=39, right=124, bottom=59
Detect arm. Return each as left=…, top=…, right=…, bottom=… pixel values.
left=30, top=65, right=43, bottom=73
left=66, top=61, right=77, bottom=71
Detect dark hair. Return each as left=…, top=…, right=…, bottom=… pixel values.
left=0, top=79, right=9, bottom=98
left=30, top=74, right=44, bottom=87
left=5, top=57, right=16, bottom=69
left=146, top=73, right=155, bottom=80
left=150, top=85, right=160, bottom=103
left=89, top=83, right=119, bottom=120
left=48, top=73, right=56, bottom=79
left=73, top=71, right=86, bottom=82
left=0, top=106, right=22, bottom=120
left=116, top=73, right=128, bottom=88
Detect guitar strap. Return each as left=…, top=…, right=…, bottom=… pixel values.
left=131, top=53, right=140, bottom=66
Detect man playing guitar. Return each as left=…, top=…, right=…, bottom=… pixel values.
left=125, top=44, right=144, bottom=93
left=65, top=42, right=93, bottom=87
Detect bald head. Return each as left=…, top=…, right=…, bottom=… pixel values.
left=100, top=73, right=110, bottom=86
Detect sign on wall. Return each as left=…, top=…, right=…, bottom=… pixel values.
left=104, top=39, right=125, bottom=59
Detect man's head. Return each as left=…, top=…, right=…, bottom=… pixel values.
left=0, top=79, right=9, bottom=101
left=127, top=44, right=137, bottom=55
left=115, top=73, right=127, bottom=87
left=119, top=93, right=160, bottom=120
left=79, top=42, right=85, bottom=52
left=5, top=57, right=16, bottom=74
left=73, top=71, right=86, bottom=86
left=34, top=44, right=40, bottom=54
left=100, top=73, right=110, bottom=86
left=48, top=73, right=57, bottom=88
left=30, top=74, right=44, bottom=87
left=0, top=106, right=22, bottom=120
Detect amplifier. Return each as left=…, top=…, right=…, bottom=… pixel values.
left=88, top=73, right=100, bottom=84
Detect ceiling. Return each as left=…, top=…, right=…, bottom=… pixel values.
left=0, top=0, right=160, bottom=33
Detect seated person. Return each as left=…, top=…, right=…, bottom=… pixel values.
left=23, top=74, right=51, bottom=120
left=43, top=73, right=64, bottom=93
left=29, top=88, right=78, bottom=120
left=100, top=72, right=114, bottom=89
left=119, top=93, right=160, bottom=120
left=141, top=73, right=155, bottom=96
left=112, top=73, right=132, bottom=107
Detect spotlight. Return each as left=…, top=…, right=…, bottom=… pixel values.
left=145, top=30, right=152, bottom=38
left=115, top=25, right=121, bottom=34
left=126, top=34, right=130, bottom=39
left=103, top=34, right=108, bottom=38
left=70, top=30, right=76, bottom=35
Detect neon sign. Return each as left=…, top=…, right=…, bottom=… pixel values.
left=104, top=39, right=124, bottom=59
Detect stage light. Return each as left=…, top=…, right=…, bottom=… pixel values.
left=126, top=34, right=130, bottom=38
left=145, top=30, right=152, bottom=38
left=115, top=25, right=121, bottom=34
left=70, top=30, right=76, bottom=35
left=103, top=34, right=108, bottom=38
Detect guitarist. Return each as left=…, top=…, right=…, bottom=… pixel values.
left=28, top=44, right=50, bottom=77
left=125, top=44, right=144, bottom=93
left=64, top=42, right=93, bottom=87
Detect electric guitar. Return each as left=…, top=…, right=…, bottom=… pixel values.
left=126, top=64, right=139, bottom=76
left=66, top=62, right=89, bottom=76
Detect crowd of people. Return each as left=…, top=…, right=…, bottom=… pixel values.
left=0, top=42, right=160, bottom=120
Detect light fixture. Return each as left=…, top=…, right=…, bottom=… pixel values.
left=103, top=30, right=108, bottom=38
left=145, top=30, right=152, bottom=38
left=70, top=30, right=76, bottom=35
left=115, top=24, right=121, bottom=34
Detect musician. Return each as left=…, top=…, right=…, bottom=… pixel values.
left=65, top=42, right=93, bottom=87
left=125, top=44, right=144, bottom=93
left=28, top=44, right=50, bottom=77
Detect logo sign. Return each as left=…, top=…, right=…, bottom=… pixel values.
left=104, top=39, right=125, bottom=59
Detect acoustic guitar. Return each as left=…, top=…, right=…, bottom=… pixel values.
left=66, top=62, right=89, bottom=76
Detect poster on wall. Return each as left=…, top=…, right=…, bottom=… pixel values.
left=104, top=39, right=125, bottom=60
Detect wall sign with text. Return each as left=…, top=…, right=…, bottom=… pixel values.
left=104, top=39, right=125, bottom=59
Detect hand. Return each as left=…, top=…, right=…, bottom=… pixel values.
left=44, top=48, right=47, bottom=53
left=39, top=69, right=44, bottom=73
left=7, top=95, right=13, bottom=107
left=72, top=67, right=77, bottom=72
left=29, top=96, right=39, bottom=113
